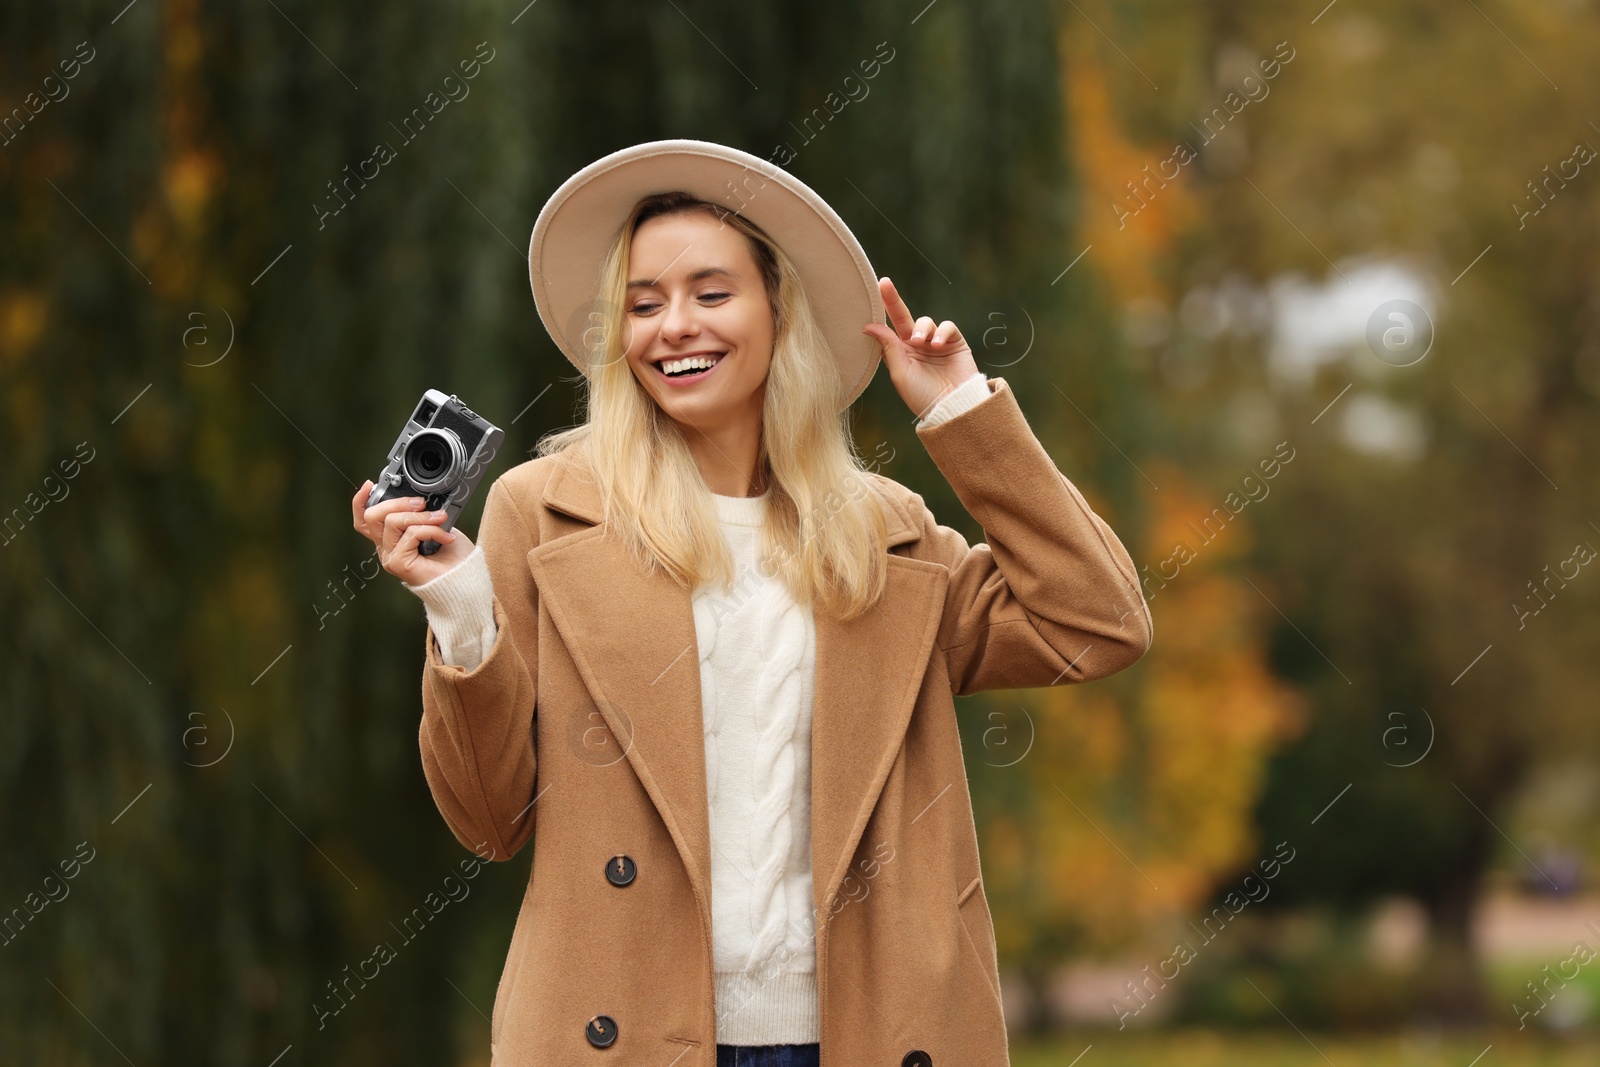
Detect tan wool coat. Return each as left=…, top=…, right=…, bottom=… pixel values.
left=417, top=375, right=1154, bottom=1066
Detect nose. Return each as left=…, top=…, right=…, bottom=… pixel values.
left=659, top=292, right=701, bottom=344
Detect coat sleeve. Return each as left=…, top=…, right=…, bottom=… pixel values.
left=909, top=375, right=1153, bottom=695
left=418, top=475, right=539, bottom=861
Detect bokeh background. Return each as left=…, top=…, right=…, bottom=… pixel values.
left=5, top=1, right=1600, bottom=1064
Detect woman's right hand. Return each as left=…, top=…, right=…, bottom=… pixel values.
left=351, top=479, right=476, bottom=586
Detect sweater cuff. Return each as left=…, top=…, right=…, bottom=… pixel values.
left=916, top=371, right=991, bottom=429
left=405, top=543, right=498, bottom=669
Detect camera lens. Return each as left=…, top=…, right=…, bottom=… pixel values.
left=403, top=428, right=465, bottom=492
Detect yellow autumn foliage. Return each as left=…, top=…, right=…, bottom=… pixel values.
left=1061, top=42, right=1199, bottom=305
left=985, top=464, right=1307, bottom=959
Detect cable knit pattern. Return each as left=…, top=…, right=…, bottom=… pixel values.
left=694, top=490, right=819, bottom=1044
left=744, top=587, right=809, bottom=970
left=404, top=370, right=995, bottom=1044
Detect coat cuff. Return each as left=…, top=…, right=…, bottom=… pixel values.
left=916, top=371, right=992, bottom=429
left=405, top=543, right=498, bottom=669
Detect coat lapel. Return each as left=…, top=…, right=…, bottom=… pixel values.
left=526, top=446, right=948, bottom=938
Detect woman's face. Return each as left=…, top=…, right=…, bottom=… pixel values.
left=622, top=211, right=775, bottom=434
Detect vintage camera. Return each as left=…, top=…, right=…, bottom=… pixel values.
left=366, top=389, right=505, bottom=556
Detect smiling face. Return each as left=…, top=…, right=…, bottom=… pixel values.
left=622, top=210, right=776, bottom=437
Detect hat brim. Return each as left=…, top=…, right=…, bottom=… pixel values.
left=528, top=138, right=885, bottom=413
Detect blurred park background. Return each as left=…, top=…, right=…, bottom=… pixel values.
left=5, top=0, right=1600, bottom=1063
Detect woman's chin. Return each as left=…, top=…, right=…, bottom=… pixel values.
left=658, top=397, right=721, bottom=428
left=656, top=390, right=760, bottom=431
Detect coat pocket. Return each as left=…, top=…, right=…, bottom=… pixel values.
left=955, top=874, right=1004, bottom=1011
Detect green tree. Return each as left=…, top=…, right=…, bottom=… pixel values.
left=1088, top=0, right=1600, bottom=1023
left=1, top=1, right=1124, bottom=1060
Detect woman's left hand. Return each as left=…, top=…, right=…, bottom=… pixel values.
left=863, top=276, right=982, bottom=421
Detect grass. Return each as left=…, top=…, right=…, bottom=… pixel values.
left=1488, top=956, right=1600, bottom=1030
left=1010, top=1029, right=1600, bottom=1066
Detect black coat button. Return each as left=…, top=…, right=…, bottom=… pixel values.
left=902, top=1051, right=932, bottom=1067
left=605, top=855, right=636, bottom=887
left=586, top=1014, right=618, bottom=1048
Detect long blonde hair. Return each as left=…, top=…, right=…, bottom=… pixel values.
left=534, top=191, right=891, bottom=621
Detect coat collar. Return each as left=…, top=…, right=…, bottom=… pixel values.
left=527, top=444, right=946, bottom=942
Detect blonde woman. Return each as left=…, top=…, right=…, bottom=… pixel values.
left=352, top=140, right=1151, bottom=1067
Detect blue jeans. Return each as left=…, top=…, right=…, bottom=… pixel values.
left=715, top=1043, right=820, bottom=1067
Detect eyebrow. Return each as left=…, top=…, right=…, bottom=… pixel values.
left=625, top=266, right=738, bottom=290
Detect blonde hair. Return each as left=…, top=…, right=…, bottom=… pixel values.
left=534, top=191, right=891, bottom=621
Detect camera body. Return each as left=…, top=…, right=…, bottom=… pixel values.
left=366, top=389, right=505, bottom=556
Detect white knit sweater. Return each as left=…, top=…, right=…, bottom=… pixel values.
left=407, top=371, right=992, bottom=1043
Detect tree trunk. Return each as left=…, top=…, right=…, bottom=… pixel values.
left=1416, top=870, right=1492, bottom=1025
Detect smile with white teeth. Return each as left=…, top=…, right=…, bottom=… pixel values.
left=657, top=353, right=725, bottom=377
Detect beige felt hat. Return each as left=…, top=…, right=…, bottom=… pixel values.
left=527, top=138, right=886, bottom=412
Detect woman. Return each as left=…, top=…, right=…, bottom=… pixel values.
left=352, top=140, right=1151, bottom=1067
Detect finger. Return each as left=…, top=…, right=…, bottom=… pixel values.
left=387, top=524, right=455, bottom=578
left=365, top=495, right=428, bottom=538
left=862, top=323, right=905, bottom=373
left=863, top=322, right=900, bottom=349
left=368, top=494, right=428, bottom=521
left=351, top=480, right=373, bottom=530
left=879, top=277, right=917, bottom=338
left=398, top=523, right=455, bottom=557
left=398, top=523, right=457, bottom=570
left=356, top=483, right=409, bottom=543
left=909, top=316, right=935, bottom=343
left=383, top=508, right=448, bottom=555
left=931, top=320, right=961, bottom=346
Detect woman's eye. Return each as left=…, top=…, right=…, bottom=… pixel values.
left=628, top=292, right=728, bottom=315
